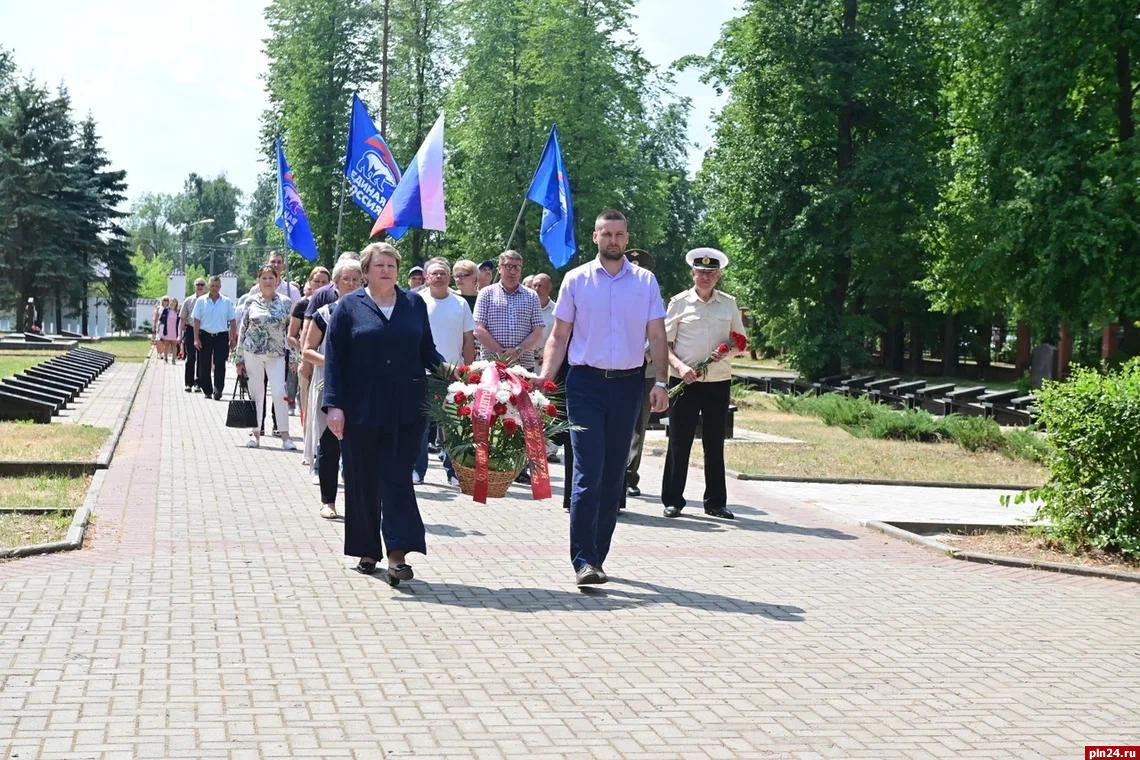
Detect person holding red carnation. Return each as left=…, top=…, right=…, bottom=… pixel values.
left=661, top=248, right=748, bottom=520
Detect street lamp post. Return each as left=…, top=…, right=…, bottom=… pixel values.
left=214, top=229, right=241, bottom=276
left=180, top=218, right=215, bottom=271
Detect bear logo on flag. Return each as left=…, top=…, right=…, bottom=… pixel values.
left=357, top=151, right=398, bottom=195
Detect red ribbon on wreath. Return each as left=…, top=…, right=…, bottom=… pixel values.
left=502, top=370, right=552, bottom=500
left=471, top=371, right=498, bottom=504
left=469, top=363, right=552, bottom=504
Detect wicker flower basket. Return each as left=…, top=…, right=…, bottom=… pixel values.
left=450, top=457, right=522, bottom=499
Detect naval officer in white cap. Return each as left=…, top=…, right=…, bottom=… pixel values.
left=661, top=247, right=747, bottom=520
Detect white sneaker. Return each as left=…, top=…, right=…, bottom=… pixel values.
left=411, top=472, right=423, bottom=485
left=311, top=473, right=320, bottom=485
left=245, top=437, right=259, bottom=448
left=448, top=475, right=461, bottom=487
left=282, top=439, right=297, bottom=451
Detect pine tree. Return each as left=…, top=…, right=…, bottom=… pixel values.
left=0, top=79, right=85, bottom=330
left=74, top=116, right=137, bottom=331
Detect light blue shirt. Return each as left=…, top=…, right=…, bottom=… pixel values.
left=191, top=294, right=236, bottom=334
left=553, top=256, right=666, bottom=370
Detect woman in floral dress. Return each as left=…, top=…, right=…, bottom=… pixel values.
left=235, top=265, right=295, bottom=450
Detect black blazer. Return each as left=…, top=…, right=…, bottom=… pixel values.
left=323, top=287, right=443, bottom=427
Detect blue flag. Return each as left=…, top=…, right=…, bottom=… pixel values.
left=343, top=94, right=406, bottom=240
left=525, top=126, right=576, bottom=269
left=274, top=136, right=319, bottom=262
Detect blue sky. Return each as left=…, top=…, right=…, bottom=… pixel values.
left=0, top=0, right=740, bottom=203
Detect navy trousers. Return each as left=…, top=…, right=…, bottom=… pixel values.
left=196, top=331, right=229, bottom=397
left=661, top=379, right=730, bottom=511
left=182, top=326, right=198, bottom=389
left=341, top=420, right=426, bottom=560
left=566, top=367, right=644, bottom=571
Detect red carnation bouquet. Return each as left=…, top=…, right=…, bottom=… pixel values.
left=426, top=358, right=573, bottom=502
left=669, top=330, right=748, bottom=399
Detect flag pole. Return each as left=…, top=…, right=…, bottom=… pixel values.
left=333, top=177, right=347, bottom=257
left=504, top=195, right=527, bottom=251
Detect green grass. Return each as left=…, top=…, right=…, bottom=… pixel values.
left=0, top=422, right=110, bottom=461
left=0, top=509, right=74, bottom=549
left=0, top=350, right=64, bottom=379
left=0, top=474, right=90, bottom=508
left=89, top=337, right=153, bottom=362
left=773, top=391, right=1045, bottom=462
left=705, top=391, right=1047, bottom=486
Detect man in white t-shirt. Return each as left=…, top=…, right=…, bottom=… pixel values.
left=530, top=272, right=561, bottom=463
left=530, top=273, right=557, bottom=344
left=415, top=257, right=476, bottom=486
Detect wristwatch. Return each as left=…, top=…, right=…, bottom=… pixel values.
left=654, top=381, right=668, bottom=390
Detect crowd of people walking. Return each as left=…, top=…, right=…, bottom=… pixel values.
left=158, top=208, right=746, bottom=587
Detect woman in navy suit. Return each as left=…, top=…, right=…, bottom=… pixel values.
left=323, top=242, right=444, bottom=584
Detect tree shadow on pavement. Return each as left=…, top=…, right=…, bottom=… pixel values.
left=388, top=578, right=805, bottom=621
left=618, top=508, right=856, bottom=540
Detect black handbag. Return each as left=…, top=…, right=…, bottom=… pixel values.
left=225, top=375, right=258, bottom=429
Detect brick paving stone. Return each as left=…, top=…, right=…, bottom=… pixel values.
left=0, top=358, right=1138, bottom=758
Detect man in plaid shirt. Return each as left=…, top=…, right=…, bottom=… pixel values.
left=473, top=250, right=546, bottom=371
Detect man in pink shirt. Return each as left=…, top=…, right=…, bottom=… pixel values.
left=541, top=209, right=670, bottom=587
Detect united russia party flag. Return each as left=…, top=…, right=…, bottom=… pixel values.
left=343, top=94, right=405, bottom=240
left=274, top=136, right=319, bottom=262
left=371, top=113, right=446, bottom=235
left=525, top=125, right=576, bottom=269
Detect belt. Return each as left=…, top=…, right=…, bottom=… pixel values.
left=575, top=365, right=641, bottom=379
left=201, top=330, right=226, bottom=336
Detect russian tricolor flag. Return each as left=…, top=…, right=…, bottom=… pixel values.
left=371, top=113, right=446, bottom=235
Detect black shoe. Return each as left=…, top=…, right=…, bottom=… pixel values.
left=546, top=452, right=561, bottom=464
left=704, top=507, right=735, bottom=520
left=354, top=560, right=377, bottom=575
left=213, top=392, right=222, bottom=401
left=626, top=485, right=641, bottom=497
left=514, top=470, right=531, bottom=484
left=575, top=564, right=606, bottom=585
left=663, top=505, right=683, bottom=518
left=193, top=386, right=202, bottom=393
left=184, top=386, right=193, bottom=393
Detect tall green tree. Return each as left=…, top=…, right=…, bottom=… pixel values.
left=447, top=0, right=684, bottom=284
left=697, top=0, right=944, bottom=378
left=126, top=192, right=180, bottom=259
left=524, top=0, right=668, bottom=268
left=73, top=116, right=137, bottom=332
left=924, top=0, right=1139, bottom=336
left=447, top=0, right=542, bottom=262
left=0, top=79, right=85, bottom=330
left=384, top=0, right=453, bottom=264
left=173, top=172, right=244, bottom=273
left=263, top=0, right=380, bottom=266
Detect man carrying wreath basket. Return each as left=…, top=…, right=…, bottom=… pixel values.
left=661, top=247, right=748, bottom=520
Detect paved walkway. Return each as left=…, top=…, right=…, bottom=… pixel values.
left=1, top=360, right=1137, bottom=759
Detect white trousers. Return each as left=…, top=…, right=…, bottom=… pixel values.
left=245, top=353, right=289, bottom=438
